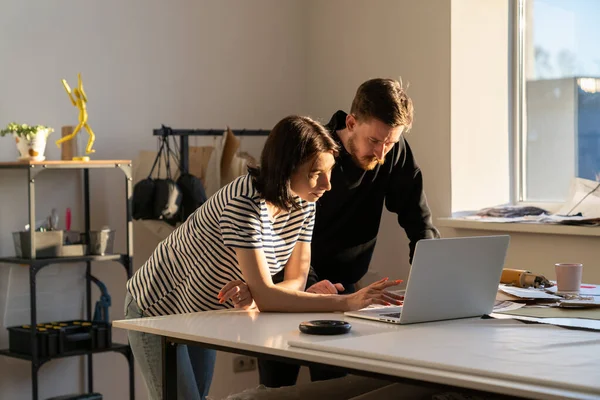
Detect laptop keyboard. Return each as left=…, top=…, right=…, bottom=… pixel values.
left=381, top=312, right=402, bottom=318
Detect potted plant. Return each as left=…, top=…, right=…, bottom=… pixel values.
left=1, top=122, right=54, bottom=161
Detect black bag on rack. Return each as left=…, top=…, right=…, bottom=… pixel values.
left=132, top=136, right=182, bottom=224
left=153, top=178, right=182, bottom=222
left=176, top=172, right=208, bottom=222
left=132, top=139, right=164, bottom=220
left=154, top=136, right=182, bottom=224
left=162, top=130, right=208, bottom=222
left=132, top=177, right=156, bottom=220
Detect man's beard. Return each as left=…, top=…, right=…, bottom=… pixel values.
left=348, top=136, right=385, bottom=171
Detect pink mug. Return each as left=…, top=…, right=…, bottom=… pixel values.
left=554, top=263, right=583, bottom=294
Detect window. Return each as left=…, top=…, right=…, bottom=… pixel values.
left=515, top=0, right=600, bottom=203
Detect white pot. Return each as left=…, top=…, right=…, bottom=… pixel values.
left=13, top=129, right=51, bottom=162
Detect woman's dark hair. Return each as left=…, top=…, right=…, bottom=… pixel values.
left=248, top=115, right=339, bottom=212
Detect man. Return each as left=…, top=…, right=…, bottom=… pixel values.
left=259, top=77, right=440, bottom=387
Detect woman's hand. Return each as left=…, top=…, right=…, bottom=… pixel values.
left=218, top=280, right=257, bottom=310
left=345, top=278, right=403, bottom=311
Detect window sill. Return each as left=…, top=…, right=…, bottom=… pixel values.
left=437, top=217, right=600, bottom=238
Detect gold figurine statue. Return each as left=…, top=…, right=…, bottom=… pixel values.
left=56, top=73, right=96, bottom=159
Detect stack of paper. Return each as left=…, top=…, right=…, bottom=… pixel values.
left=497, top=284, right=561, bottom=301
left=494, top=283, right=600, bottom=331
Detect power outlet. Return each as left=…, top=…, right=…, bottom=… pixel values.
left=233, top=355, right=257, bottom=373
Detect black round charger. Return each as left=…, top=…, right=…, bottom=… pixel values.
left=298, top=320, right=352, bottom=335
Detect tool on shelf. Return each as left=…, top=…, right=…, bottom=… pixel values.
left=23, top=208, right=60, bottom=232
left=90, top=275, right=111, bottom=323
left=48, top=208, right=59, bottom=231
left=66, top=207, right=72, bottom=231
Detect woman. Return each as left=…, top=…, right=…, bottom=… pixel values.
left=124, top=115, right=402, bottom=400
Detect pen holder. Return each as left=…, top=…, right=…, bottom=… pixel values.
left=87, top=229, right=115, bottom=255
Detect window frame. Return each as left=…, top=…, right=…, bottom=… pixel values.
left=512, top=0, right=564, bottom=209
left=511, top=0, right=526, bottom=205
left=511, top=0, right=596, bottom=209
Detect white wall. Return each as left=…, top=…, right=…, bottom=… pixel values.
left=0, top=1, right=306, bottom=399
left=305, top=0, right=452, bottom=284
left=450, top=0, right=511, bottom=212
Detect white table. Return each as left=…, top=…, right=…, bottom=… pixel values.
left=113, top=311, right=600, bottom=400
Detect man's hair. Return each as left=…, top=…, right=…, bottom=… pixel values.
left=350, top=78, right=414, bottom=130
left=248, top=115, right=339, bottom=212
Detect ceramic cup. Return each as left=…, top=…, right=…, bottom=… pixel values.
left=554, top=263, right=583, bottom=294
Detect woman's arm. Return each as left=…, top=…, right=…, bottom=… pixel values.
left=235, top=246, right=344, bottom=312
left=225, top=247, right=401, bottom=312
left=275, top=241, right=311, bottom=292
left=217, top=243, right=311, bottom=310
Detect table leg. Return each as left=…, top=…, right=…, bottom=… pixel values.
left=162, top=336, right=178, bottom=399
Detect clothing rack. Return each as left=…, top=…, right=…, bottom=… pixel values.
left=153, top=125, right=269, bottom=174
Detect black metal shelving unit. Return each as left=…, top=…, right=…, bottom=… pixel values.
left=0, top=160, right=135, bottom=400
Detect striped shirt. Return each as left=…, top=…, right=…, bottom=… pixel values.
left=126, top=174, right=316, bottom=316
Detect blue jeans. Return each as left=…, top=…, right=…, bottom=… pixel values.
left=124, top=291, right=216, bottom=400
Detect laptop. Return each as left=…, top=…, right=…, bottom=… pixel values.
left=344, top=235, right=510, bottom=325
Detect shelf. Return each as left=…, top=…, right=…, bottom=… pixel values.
left=0, top=155, right=135, bottom=399
left=0, top=160, right=131, bottom=170
left=437, top=217, right=600, bottom=238
left=0, top=343, right=129, bottom=365
left=0, top=254, right=127, bottom=267
left=46, top=394, right=102, bottom=400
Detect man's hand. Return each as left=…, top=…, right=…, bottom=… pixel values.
left=217, top=280, right=257, bottom=310
left=306, top=280, right=345, bottom=294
